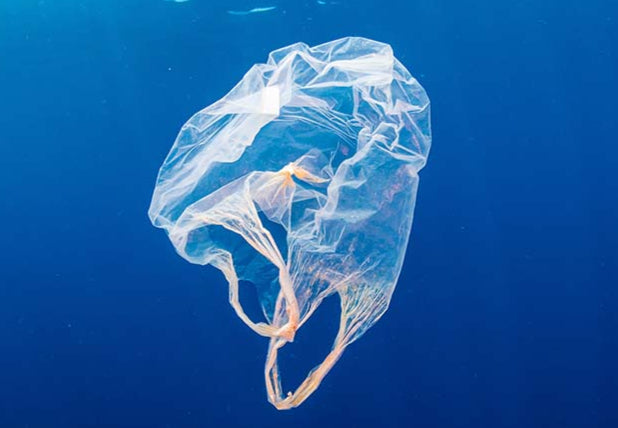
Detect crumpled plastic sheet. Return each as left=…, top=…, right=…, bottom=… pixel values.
left=149, top=37, right=431, bottom=409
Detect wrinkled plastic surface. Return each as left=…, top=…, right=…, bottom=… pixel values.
left=149, top=37, right=431, bottom=409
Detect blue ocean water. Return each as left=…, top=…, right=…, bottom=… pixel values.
left=1, top=0, right=616, bottom=427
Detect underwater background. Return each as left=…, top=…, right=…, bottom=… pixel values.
left=1, top=1, right=616, bottom=427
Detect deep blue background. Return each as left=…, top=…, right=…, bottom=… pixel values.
left=1, top=1, right=617, bottom=427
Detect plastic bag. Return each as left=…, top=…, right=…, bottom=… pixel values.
left=148, top=37, right=431, bottom=409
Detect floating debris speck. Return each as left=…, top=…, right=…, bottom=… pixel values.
left=227, top=6, right=277, bottom=16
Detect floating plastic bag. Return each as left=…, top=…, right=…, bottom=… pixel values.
left=148, top=37, right=431, bottom=409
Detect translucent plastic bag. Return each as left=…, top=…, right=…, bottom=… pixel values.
left=148, top=37, right=431, bottom=409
